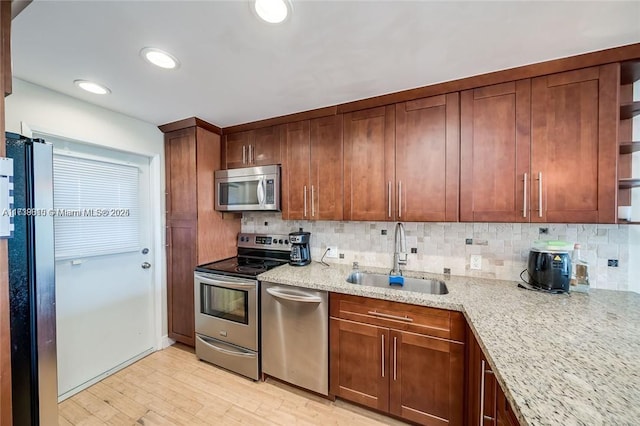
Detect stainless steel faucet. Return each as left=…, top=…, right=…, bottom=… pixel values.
left=391, top=222, right=407, bottom=276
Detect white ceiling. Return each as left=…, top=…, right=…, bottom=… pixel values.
left=11, top=1, right=640, bottom=128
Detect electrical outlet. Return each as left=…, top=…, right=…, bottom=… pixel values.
left=539, top=227, right=549, bottom=235
left=465, top=238, right=473, bottom=245
left=326, top=246, right=338, bottom=259
left=470, top=255, right=482, bottom=270
left=411, top=248, right=417, bottom=254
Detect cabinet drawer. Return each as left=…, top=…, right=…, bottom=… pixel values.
left=330, top=293, right=465, bottom=342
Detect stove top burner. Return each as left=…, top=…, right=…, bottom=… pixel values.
left=196, top=256, right=289, bottom=278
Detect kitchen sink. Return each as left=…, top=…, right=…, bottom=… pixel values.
left=346, top=272, right=448, bottom=295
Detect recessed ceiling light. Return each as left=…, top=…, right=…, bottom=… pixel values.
left=74, top=80, right=111, bottom=95
left=254, top=0, right=291, bottom=24
left=140, top=47, right=180, bottom=70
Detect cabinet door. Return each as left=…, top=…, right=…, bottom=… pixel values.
left=311, top=115, right=343, bottom=220
left=282, top=121, right=310, bottom=220
left=344, top=106, right=395, bottom=221
left=166, top=220, right=197, bottom=346
left=329, top=318, right=389, bottom=412
left=531, top=65, right=618, bottom=223
left=225, top=131, right=252, bottom=169
left=460, top=81, right=531, bottom=222
left=396, top=93, right=459, bottom=222
left=389, top=330, right=464, bottom=426
left=253, top=125, right=282, bottom=166
left=496, top=384, right=520, bottom=426
left=165, top=128, right=197, bottom=221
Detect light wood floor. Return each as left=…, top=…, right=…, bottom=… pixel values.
left=58, top=344, right=407, bottom=425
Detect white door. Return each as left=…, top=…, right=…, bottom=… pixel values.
left=46, top=138, right=155, bottom=400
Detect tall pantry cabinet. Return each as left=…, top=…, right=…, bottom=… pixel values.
left=160, top=118, right=240, bottom=346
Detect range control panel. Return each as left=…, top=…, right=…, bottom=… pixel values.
left=238, top=233, right=291, bottom=250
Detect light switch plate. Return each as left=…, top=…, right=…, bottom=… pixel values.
left=470, top=255, right=482, bottom=270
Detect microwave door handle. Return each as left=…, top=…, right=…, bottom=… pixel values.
left=257, top=178, right=266, bottom=206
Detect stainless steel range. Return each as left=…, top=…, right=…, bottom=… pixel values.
left=193, top=233, right=290, bottom=380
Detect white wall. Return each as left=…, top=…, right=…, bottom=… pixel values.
left=5, top=78, right=169, bottom=339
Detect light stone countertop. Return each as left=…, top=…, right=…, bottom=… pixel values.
left=258, top=262, right=640, bottom=426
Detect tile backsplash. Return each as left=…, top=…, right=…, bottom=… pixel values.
left=242, top=213, right=630, bottom=291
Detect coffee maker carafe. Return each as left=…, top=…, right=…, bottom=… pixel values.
left=289, top=231, right=311, bottom=266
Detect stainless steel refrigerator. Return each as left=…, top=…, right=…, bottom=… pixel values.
left=5, top=132, right=58, bottom=425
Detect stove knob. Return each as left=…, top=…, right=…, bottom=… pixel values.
left=278, top=239, right=283, bottom=244
left=285, top=240, right=289, bottom=245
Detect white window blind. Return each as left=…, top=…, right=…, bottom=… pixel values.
left=53, top=154, right=140, bottom=259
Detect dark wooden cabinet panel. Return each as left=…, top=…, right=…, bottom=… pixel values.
left=344, top=106, right=395, bottom=221
left=165, top=128, right=198, bottom=221
left=396, top=93, right=459, bottom=222
left=282, top=121, right=311, bottom=220
left=389, top=330, right=464, bottom=426
left=330, top=318, right=389, bottom=412
left=531, top=64, right=618, bottom=223
left=166, top=221, right=197, bottom=346
left=225, top=131, right=252, bottom=169
left=163, top=122, right=240, bottom=347
left=310, top=115, right=343, bottom=220
left=330, top=294, right=465, bottom=425
left=460, top=80, right=531, bottom=222
left=225, top=126, right=282, bottom=169
left=496, top=384, right=520, bottom=426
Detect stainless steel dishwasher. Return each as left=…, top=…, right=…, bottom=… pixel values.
left=261, top=282, right=328, bottom=395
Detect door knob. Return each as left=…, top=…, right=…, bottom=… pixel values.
left=141, top=262, right=151, bottom=269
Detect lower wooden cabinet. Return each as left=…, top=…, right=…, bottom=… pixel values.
left=330, top=293, right=465, bottom=426
left=467, top=325, right=520, bottom=426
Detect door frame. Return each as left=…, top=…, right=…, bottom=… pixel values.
left=20, top=121, right=166, bottom=352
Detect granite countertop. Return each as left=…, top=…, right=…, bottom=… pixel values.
left=258, top=262, right=640, bottom=426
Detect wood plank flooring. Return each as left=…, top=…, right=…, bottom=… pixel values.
left=58, top=344, right=407, bottom=425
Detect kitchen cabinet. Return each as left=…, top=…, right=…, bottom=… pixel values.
left=224, top=125, right=282, bottom=168
left=330, top=293, right=465, bottom=425
left=618, top=60, right=640, bottom=222
left=460, top=81, right=531, bottom=222
left=461, top=64, right=619, bottom=223
left=467, top=325, right=520, bottom=426
left=395, top=93, right=459, bottom=222
left=282, top=115, right=343, bottom=220
left=162, top=120, right=240, bottom=346
left=530, top=64, right=618, bottom=223
left=343, top=106, right=395, bottom=221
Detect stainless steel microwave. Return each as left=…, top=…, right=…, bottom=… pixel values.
left=215, top=165, right=281, bottom=212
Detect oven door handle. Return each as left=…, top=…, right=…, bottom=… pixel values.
left=266, top=287, right=322, bottom=303
left=197, top=275, right=255, bottom=290
left=196, top=335, right=255, bottom=358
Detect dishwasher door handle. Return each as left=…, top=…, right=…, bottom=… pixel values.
left=266, top=287, right=322, bottom=303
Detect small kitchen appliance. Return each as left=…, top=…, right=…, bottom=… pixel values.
left=288, top=231, right=311, bottom=266
left=524, top=245, right=572, bottom=293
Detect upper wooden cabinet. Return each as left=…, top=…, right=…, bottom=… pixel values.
left=396, top=93, right=460, bottom=222
left=283, top=116, right=343, bottom=220
left=461, top=64, right=619, bottom=223
left=530, top=64, right=618, bottom=223
left=460, top=81, right=531, bottom=222
left=224, top=125, right=282, bottom=169
left=344, top=106, right=395, bottom=221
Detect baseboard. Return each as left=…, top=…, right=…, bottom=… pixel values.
left=160, top=335, right=176, bottom=349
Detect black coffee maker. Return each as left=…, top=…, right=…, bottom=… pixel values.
left=289, top=231, right=311, bottom=266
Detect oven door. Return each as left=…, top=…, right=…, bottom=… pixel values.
left=215, top=165, right=280, bottom=212
left=194, top=272, right=258, bottom=351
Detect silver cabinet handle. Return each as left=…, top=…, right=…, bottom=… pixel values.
left=393, top=336, right=397, bottom=381
left=381, top=334, right=385, bottom=378
left=480, top=359, right=486, bottom=426
left=303, top=185, right=307, bottom=218
left=311, top=185, right=315, bottom=217
left=538, top=172, right=543, bottom=218
left=248, top=144, right=253, bottom=164
left=196, top=335, right=255, bottom=358
left=266, top=287, right=322, bottom=303
left=398, top=181, right=402, bottom=218
left=367, top=310, right=413, bottom=322
left=523, top=172, right=528, bottom=218
left=242, top=145, right=246, bottom=164
left=388, top=181, right=392, bottom=218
